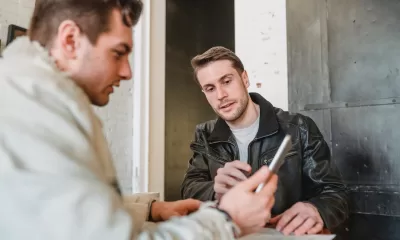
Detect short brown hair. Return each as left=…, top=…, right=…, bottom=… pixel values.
left=29, top=0, right=143, bottom=47
left=191, top=46, right=245, bottom=83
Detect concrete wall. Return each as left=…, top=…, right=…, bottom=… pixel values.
left=164, top=0, right=235, bottom=201
left=0, top=0, right=135, bottom=194
left=235, top=0, right=288, bottom=111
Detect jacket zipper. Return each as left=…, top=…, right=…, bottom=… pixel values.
left=253, top=130, right=279, bottom=170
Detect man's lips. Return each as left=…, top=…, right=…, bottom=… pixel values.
left=107, top=82, right=120, bottom=93
left=219, top=102, right=235, bottom=109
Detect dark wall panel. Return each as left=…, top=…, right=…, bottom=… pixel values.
left=327, top=0, right=400, bottom=102
left=287, top=0, right=400, bottom=238
left=287, top=0, right=331, bottom=112
left=331, top=105, right=400, bottom=187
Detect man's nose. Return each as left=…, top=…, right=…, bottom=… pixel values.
left=216, top=86, right=227, bottom=100
left=119, top=60, right=132, bottom=80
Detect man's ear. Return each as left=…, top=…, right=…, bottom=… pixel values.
left=55, top=20, right=82, bottom=60
left=242, top=70, right=250, bottom=88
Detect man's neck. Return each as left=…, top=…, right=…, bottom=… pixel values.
left=227, top=99, right=260, bottom=130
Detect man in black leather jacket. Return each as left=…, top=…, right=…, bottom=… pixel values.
left=180, top=46, right=349, bottom=236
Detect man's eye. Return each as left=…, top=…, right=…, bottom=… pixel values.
left=223, top=79, right=231, bottom=84
left=205, top=87, right=214, bottom=92
left=113, top=50, right=125, bottom=59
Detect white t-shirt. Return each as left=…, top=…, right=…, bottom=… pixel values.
left=230, top=114, right=260, bottom=163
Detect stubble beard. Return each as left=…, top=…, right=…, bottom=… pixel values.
left=216, top=95, right=249, bottom=122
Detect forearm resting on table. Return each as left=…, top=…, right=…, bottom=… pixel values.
left=123, top=193, right=159, bottom=223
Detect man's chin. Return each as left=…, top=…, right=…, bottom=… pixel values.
left=217, top=112, right=239, bottom=122
left=91, top=96, right=110, bottom=107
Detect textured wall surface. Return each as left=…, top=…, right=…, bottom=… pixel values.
left=94, top=84, right=133, bottom=194
left=235, top=0, right=288, bottom=111
left=0, top=0, right=134, bottom=194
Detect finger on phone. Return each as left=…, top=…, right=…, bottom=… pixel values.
left=258, top=174, right=278, bottom=196
left=239, top=166, right=271, bottom=190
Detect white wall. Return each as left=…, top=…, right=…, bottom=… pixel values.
left=0, top=0, right=34, bottom=48
left=94, top=85, right=133, bottom=194
left=235, top=0, right=288, bottom=110
left=0, top=0, right=135, bottom=194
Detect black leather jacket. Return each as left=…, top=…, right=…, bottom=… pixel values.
left=181, top=93, right=349, bottom=231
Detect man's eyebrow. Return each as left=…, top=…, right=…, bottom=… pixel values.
left=201, top=74, right=233, bottom=89
left=218, top=74, right=233, bottom=81
left=115, top=43, right=132, bottom=53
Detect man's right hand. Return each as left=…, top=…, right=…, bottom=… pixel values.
left=217, top=166, right=278, bottom=237
left=214, top=160, right=252, bottom=200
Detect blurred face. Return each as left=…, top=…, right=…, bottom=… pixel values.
left=197, top=60, right=250, bottom=122
left=50, top=9, right=133, bottom=106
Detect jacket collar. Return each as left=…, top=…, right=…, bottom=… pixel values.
left=3, top=36, right=60, bottom=72
left=207, top=92, right=279, bottom=143
left=2, top=37, right=104, bottom=129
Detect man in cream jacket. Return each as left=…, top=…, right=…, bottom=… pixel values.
left=0, top=0, right=278, bottom=239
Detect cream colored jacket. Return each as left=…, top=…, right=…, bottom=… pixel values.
left=0, top=37, right=237, bottom=240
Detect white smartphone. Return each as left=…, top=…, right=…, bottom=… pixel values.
left=255, top=135, right=292, bottom=193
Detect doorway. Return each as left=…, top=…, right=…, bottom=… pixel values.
left=164, top=0, right=235, bottom=201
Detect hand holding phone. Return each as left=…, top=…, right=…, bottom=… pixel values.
left=255, top=135, right=292, bottom=193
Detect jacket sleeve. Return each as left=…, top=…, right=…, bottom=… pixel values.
left=0, top=168, right=238, bottom=240
left=300, top=116, right=349, bottom=231
left=181, top=128, right=216, bottom=201
left=0, top=79, right=238, bottom=240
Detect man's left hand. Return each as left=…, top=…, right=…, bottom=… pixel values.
left=150, top=199, right=201, bottom=222
left=269, top=202, right=324, bottom=236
